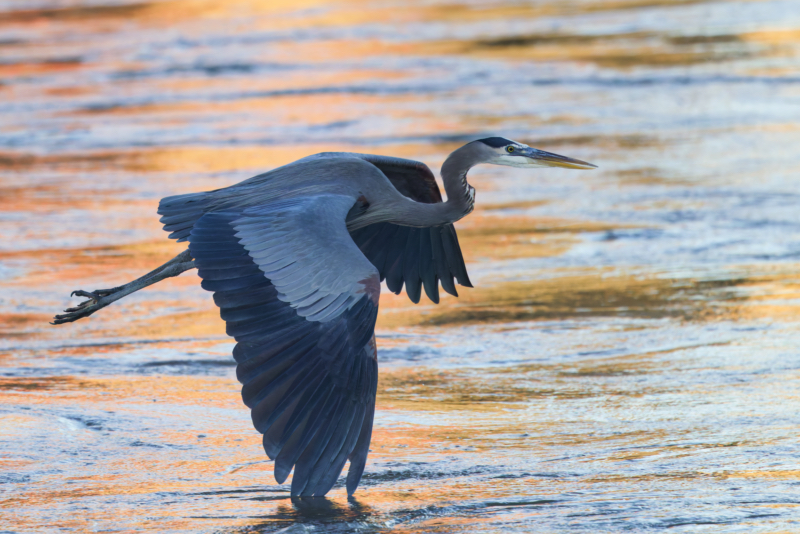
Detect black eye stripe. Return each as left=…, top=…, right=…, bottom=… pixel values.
left=478, top=136, right=513, bottom=148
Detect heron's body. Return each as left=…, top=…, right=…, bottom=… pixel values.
left=159, top=152, right=473, bottom=236
left=53, top=138, right=595, bottom=497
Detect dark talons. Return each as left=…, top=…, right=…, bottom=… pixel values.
left=51, top=288, right=119, bottom=325
left=69, top=288, right=116, bottom=301
left=69, top=289, right=100, bottom=301
left=69, top=290, right=99, bottom=305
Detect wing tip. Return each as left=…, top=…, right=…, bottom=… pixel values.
left=346, top=460, right=366, bottom=496
left=274, top=465, right=291, bottom=485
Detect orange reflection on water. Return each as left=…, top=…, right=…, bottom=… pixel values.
left=3, top=0, right=800, bottom=531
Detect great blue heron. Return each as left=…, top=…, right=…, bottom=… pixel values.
left=52, top=137, right=595, bottom=497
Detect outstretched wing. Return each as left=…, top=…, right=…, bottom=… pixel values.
left=348, top=154, right=472, bottom=304
left=157, top=152, right=472, bottom=304
left=188, top=194, right=379, bottom=497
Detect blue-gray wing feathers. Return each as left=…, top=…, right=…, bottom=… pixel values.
left=188, top=197, right=379, bottom=497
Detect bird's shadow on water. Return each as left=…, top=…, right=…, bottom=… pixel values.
left=240, top=496, right=382, bottom=533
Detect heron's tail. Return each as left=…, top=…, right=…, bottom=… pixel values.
left=157, top=191, right=213, bottom=242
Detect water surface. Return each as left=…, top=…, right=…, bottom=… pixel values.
left=2, top=0, right=800, bottom=532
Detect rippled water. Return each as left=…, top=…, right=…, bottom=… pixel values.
left=2, top=0, right=800, bottom=532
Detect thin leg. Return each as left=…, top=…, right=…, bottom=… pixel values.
left=52, top=249, right=196, bottom=325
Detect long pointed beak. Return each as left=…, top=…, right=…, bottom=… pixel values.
left=523, top=147, right=597, bottom=169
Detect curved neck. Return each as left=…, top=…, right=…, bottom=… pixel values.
left=348, top=145, right=480, bottom=230
left=385, top=145, right=479, bottom=228
left=441, top=144, right=479, bottom=218
left=387, top=146, right=479, bottom=228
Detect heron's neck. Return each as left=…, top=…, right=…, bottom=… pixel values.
left=440, top=144, right=479, bottom=217
left=371, top=146, right=478, bottom=229
left=348, top=146, right=481, bottom=230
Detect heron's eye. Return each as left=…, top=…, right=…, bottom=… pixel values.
left=506, top=146, right=515, bottom=153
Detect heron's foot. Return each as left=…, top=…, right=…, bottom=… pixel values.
left=51, top=288, right=120, bottom=325
left=71, top=288, right=117, bottom=302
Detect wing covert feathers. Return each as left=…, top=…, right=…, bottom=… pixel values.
left=189, top=200, right=379, bottom=497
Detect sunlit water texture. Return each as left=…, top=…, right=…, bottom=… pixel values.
left=1, top=0, right=800, bottom=532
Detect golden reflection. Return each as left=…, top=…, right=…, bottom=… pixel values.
left=481, top=199, right=550, bottom=211
left=373, top=347, right=703, bottom=415
left=0, top=240, right=184, bottom=284
left=0, top=376, right=95, bottom=391
left=743, top=28, right=800, bottom=46
left=1, top=3, right=149, bottom=23
left=0, top=151, right=135, bottom=172
left=614, top=167, right=690, bottom=186
left=456, top=211, right=634, bottom=262
left=125, top=145, right=352, bottom=175
left=0, top=313, right=52, bottom=338
left=0, top=0, right=755, bottom=30
left=724, top=470, right=800, bottom=480
left=0, top=144, right=394, bottom=177
left=99, top=308, right=226, bottom=339
left=0, top=131, right=636, bottom=178
left=719, top=270, right=800, bottom=322
left=0, top=374, right=241, bottom=409
left=462, top=30, right=754, bottom=68
left=3, top=0, right=788, bottom=71
left=378, top=271, right=705, bottom=328
left=377, top=263, right=800, bottom=327
left=0, top=182, right=144, bottom=213
left=0, top=58, right=84, bottom=78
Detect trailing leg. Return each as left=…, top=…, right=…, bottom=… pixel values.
left=52, top=249, right=196, bottom=325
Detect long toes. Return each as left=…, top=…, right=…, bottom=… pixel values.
left=56, top=309, right=83, bottom=318
left=53, top=290, right=107, bottom=325
left=71, top=289, right=97, bottom=299
left=52, top=305, right=94, bottom=324
left=51, top=312, right=81, bottom=325
left=65, top=298, right=98, bottom=313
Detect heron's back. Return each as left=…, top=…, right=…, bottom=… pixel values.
left=157, top=154, right=383, bottom=242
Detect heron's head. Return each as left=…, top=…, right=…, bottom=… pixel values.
left=475, top=137, right=596, bottom=170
